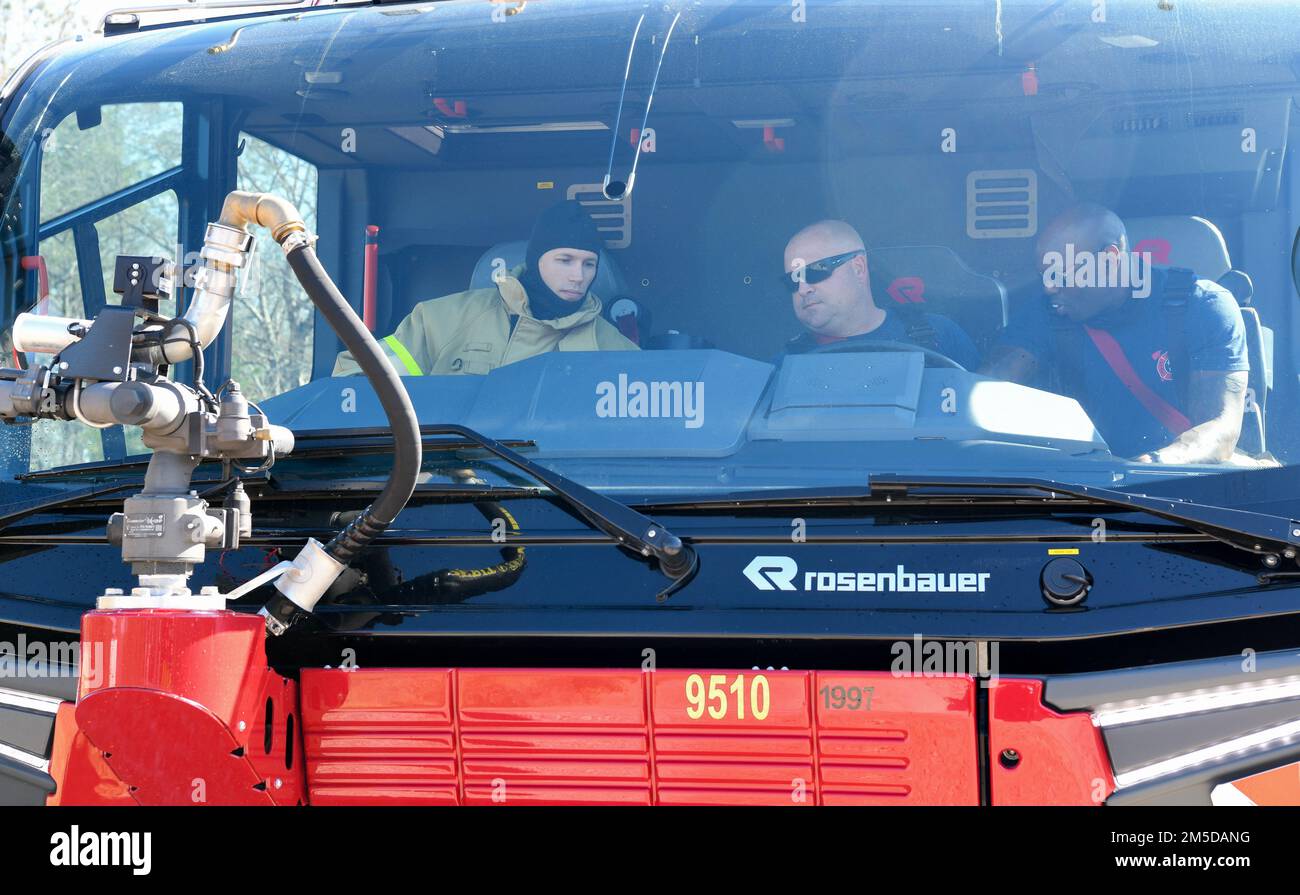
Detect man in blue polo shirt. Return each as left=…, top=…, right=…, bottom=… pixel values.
left=779, top=220, right=980, bottom=369
left=982, top=204, right=1249, bottom=463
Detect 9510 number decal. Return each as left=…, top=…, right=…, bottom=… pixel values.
left=684, top=673, right=771, bottom=721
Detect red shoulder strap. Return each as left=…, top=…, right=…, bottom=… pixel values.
left=1084, top=326, right=1192, bottom=435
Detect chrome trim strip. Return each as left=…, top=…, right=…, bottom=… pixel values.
left=0, top=740, right=51, bottom=773
left=0, top=686, right=65, bottom=714
left=100, top=0, right=352, bottom=33
left=1092, top=676, right=1300, bottom=728
left=1113, top=719, right=1300, bottom=789
left=0, top=38, right=72, bottom=104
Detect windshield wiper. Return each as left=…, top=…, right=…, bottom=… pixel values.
left=13, top=428, right=540, bottom=481
left=0, top=472, right=243, bottom=532
left=11, top=424, right=695, bottom=577
left=867, top=475, right=1300, bottom=559
left=315, top=424, right=696, bottom=587
left=286, top=427, right=538, bottom=460
left=642, top=473, right=1300, bottom=563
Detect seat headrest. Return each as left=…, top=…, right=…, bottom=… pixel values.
left=469, top=239, right=629, bottom=300
left=1217, top=269, right=1254, bottom=306
left=866, top=245, right=1008, bottom=345
left=1124, top=216, right=1232, bottom=281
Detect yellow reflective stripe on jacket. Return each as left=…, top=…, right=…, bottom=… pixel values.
left=383, top=334, right=423, bottom=376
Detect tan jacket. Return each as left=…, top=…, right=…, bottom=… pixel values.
left=333, top=265, right=638, bottom=376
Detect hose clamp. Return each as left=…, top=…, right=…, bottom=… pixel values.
left=278, top=230, right=317, bottom=256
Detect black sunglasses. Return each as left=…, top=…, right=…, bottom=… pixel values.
left=778, top=250, right=864, bottom=291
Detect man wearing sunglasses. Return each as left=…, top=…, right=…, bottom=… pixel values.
left=779, top=220, right=980, bottom=369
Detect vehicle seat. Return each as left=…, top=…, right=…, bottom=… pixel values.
left=469, top=240, right=645, bottom=344
left=1125, top=216, right=1270, bottom=455
left=865, top=245, right=1008, bottom=357
left=382, top=241, right=488, bottom=335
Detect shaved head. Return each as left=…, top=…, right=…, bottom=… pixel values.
left=1039, top=203, right=1128, bottom=255
left=1037, top=202, right=1134, bottom=322
left=782, top=219, right=880, bottom=338
left=783, top=219, right=868, bottom=280
left=786, top=220, right=866, bottom=259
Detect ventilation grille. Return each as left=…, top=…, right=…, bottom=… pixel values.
left=1113, top=113, right=1168, bottom=133
left=567, top=183, right=632, bottom=249
left=1189, top=109, right=1243, bottom=128
left=1108, top=108, right=1243, bottom=134
left=966, top=169, right=1037, bottom=240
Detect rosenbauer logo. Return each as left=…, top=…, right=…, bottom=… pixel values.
left=742, top=556, right=990, bottom=593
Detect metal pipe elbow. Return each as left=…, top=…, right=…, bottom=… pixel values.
left=218, top=190, right=307, bottom=245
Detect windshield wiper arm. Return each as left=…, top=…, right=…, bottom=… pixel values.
left=324, top=424, right=695, bottom=582
left=0, top=481, right=145, bottom=532
left=14, top=428, right=541, bottom=480
left=867, top=474, right=1300, bottom=559
left=640, top=474, right=1300, bottom=561
left=0, top=472, right=243, bottom=532
left=11, top=422, right=695, bottom=574
left=287, top=426, right=538, bottom=460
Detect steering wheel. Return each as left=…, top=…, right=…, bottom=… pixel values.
left=802, top=337, right=968, bottom=370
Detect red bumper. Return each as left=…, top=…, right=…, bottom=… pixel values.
left=44, top=609, right=1115, bottom=805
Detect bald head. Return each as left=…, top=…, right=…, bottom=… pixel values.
left=785, top=220, right=866, bottom=263
left=1037, top=203, right=1137, bottom=322
left=783, top=219, right=881, bottom=338
left=1039, top=203, right=1127, bottom=257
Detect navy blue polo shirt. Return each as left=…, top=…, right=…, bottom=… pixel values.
left=998, top=267, right=1248, bottom=457
left=784, top=310, right=981, bottom=370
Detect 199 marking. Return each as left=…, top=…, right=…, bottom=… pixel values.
left=820, top=685, right=874, bottom=711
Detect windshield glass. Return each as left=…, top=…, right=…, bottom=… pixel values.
left=2, top=0, right=1299, bottom=498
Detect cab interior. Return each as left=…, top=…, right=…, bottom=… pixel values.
left=247, top=37, right=1299, bottom=460
left=10, top=2, right=1300, bottom=463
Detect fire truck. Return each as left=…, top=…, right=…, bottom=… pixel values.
left=2, top=0, right=1300, bottom=806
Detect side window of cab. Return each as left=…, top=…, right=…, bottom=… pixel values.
left=25, top=102, right=182, bottom=472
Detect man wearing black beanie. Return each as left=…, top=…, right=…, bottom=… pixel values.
left=518, top=200, right=607, bottom=320
left=334, top=201, right=637, bottom=376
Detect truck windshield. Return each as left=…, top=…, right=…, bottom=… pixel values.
left=2, top=0, right=1299, bottom=498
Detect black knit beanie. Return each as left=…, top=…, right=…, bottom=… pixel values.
left=518, top=202, right=604, bottom=319
left=524, top=201, right=604, bottom=273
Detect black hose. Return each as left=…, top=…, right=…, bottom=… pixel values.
left=285, top=245, right=422, bottom=563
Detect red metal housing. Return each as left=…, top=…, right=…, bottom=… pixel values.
left=299, top=668, right=981, bottom=805
left=39, top=609, right=1118, bottom=805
